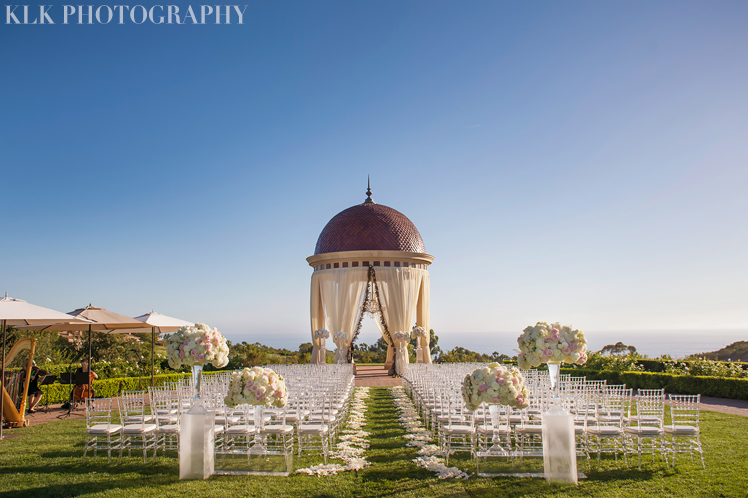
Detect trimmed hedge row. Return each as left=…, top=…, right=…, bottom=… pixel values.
left=562, top=368, right=748, bottom=400
left=40, top=372, right=193, bottom=404
left=635, top=359, right=748, bottom=373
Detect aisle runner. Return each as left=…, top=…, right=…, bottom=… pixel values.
left=390, top=386, right=469, bottom=479
left=295, top=387, right=371, bottom=476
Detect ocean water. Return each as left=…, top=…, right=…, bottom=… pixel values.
left=223, top=329, right=747, bottom=359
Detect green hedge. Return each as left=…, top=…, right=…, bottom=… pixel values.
left=562, top=368, right=748, bottom=400
left=634, top=359, right=748, bottom=373
left=40, top=372, right=193, bottom=404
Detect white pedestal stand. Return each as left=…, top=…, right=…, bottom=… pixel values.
left=541, top=404, right=578, bottom=484
left=179, top=402, right=215, bottom=480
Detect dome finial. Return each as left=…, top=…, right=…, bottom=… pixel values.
left=364, top=175, right=375, bottom=204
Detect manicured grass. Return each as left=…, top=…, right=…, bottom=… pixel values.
left=1, top=388, right=747, bottom=497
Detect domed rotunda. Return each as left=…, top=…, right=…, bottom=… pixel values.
left=306, top=182, right=434, bottom=374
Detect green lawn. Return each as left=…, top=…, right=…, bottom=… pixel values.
left=1, top=388, right=746, bottom=497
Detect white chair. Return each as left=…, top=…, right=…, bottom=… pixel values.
left=586, top=388, right=631, bottom=469
left=297, top=398, right=330, bottom=463
left=118, top=392, right=158, bottom=462
left=664, top=394, right=705, bottom=469
left=514, top=408, right=544, bottom=460
left=260, top=406, right=294, bottom=474
left=149, top=388, right=180, bottom=454
left=624, top=390, right=666, bottom=469
left=439, top=397, right=475, bottom=466
left=221, top=405, right=257, bottom=457
left=83, top=398, right=121, bottom=463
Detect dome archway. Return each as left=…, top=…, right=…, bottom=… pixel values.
left=306, top=182, right=434, bottom=374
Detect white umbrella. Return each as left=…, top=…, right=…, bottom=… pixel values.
left=117, top=311, right=194, bottom=386
left=20, top=305, right=150, bottom=395
left=0, top=294, right=90, bottom=439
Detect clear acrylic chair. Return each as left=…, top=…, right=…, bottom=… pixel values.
left=586, top=388, right=631, bottom=469
left=118, top=392, right=158, bottom=462
left=83, top=398, right=121, bottom=463
left=624, top=390, right=666, bottom=469
left=149, top=387, right=180, bottom=455
left=665, top=394, right=705, bottom=469
left=297, top=397, right=330, bottom=463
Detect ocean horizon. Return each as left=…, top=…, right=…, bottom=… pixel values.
left=222, top=329, right=747, bottom=360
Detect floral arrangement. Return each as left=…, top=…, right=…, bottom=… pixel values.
left=333, top=330, right=349, bottom=345
left=313, top=328, right=330, bottom=340
left=392, top=331, right=411, bottom=342
left=461, top=363, right=530, bottom=411
left=224, top=366, right=288, bottom=408
left=516, top=322, right=588, bottom=370
left=166, top=323, right=229, bottom=370
left=411, top=326, right=427, bottom=338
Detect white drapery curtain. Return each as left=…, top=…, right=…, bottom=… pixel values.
left=310, top=274, right=325, bottom=364
left=374, top=267, right=426, bottom=375
left=416, top=271, right=432, bottom=364
left=317, top=268, right=368, bottom=364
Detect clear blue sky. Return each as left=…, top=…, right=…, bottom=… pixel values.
left=2, top=1, right=747, bottom=352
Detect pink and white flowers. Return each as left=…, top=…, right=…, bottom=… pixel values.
left=411, top=326, right=427, bottom=338
left=461, top=363, right=530, bottom=411
left=392, top=331, right=411, bottom=342
left=166, top=323, right=229, bottom=370
left=224, top=366, right=288, bottom=408
left=517, top=322, right=588, bottom=369
left=333, top=330, right=350, bottom=346
left=313, top=328, right=330, bottom=340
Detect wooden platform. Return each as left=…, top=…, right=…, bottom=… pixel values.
left=355, top=365, right=401, bottom=387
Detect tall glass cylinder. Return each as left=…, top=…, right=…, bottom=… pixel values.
left=547, top=361, right=561, bottom=397
left=192, top=365, right=203, bottom=403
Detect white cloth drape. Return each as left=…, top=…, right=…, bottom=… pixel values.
left=374, top=267, right=425, bottom=375
left=318, top=268, right=368, bottom=364
left=310, top=274, right=326, bottom=364
left=416, top=271, right=432, bottom=364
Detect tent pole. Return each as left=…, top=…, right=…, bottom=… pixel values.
left=151, top=327, right=155, bottom=387
left=1, top=319, right=6, bottom=440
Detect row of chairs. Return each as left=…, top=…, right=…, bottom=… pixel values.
left=403, top=363, right=705, bottom=470
left=83, top=365, right=356, bottom=465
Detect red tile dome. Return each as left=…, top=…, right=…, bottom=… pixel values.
left=314, top=201, right=426, bottom=255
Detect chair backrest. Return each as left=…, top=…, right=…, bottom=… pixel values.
left=119, top=392, right=148, bottom=427
left=635, top=391, right=665, bottom=426
left=668, top=394, right=701, bottom=428
left=598, top=388, right=632, bottom=426
left=86, top=397, right=113, bottom=429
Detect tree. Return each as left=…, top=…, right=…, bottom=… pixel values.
left=600, top=342, right=637, bottom=356
left=437, top=347, right=492, bottom=363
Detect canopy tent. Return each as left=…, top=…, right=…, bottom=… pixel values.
left=20, top=305, right=150, bottom=395
left=116, top=311, right=194, bottom=386
left=0, top=294, right=90, bottom=439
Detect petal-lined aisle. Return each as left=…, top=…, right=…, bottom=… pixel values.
left=390, top=386, right=469, bottom=479
left=295, top=387, right=371, bottom=476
